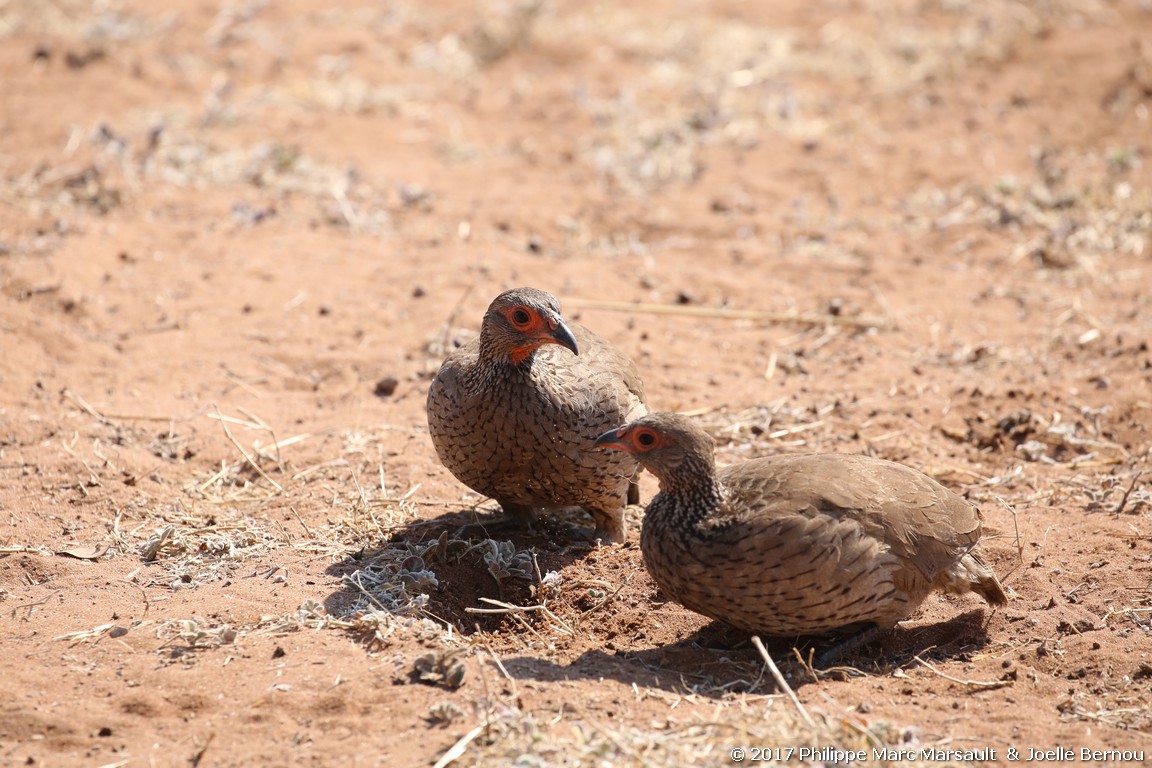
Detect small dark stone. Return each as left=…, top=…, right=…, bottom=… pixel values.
left=272, top=646, right=286, bottom=659
left=66, top=48, right=105, bottom=69
left=318, top=305, right=332, bottom=316
left=374, top=376, right=399, bottom=398
left=97, top=727, right=113, bottom=737
left=412, top=285, right=426, bottom=298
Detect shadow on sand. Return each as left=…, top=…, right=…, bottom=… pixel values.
left=320, top=503, right=606, bottom=629
left=494, top=609, right=998, bottom=696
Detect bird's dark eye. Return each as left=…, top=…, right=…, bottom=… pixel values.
left=636, top=430, right=656, bottom=447
left=511, top=308, right=532, bottom=326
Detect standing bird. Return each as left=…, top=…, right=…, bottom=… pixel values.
left=596, top=412, right=1008, bottom=663
left=427, top=288, right=647, bottom=544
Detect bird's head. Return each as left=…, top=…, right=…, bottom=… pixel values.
left=594, top=412, right=715, bottom=482
left=481, top=287, right=579, bottom=366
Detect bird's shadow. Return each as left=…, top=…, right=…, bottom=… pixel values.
left=320, top=504, right=607, bottom=631
left=494, top=609, right=998, bottom=696
left=319, top=503, right=999, bottom=694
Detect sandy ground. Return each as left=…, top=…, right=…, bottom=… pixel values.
left=2, top=0, right=1151, bottom=766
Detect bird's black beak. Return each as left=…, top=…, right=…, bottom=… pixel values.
left=547, top=317, right=579, bottom=356
left=594, top=426, right=627, bottom=449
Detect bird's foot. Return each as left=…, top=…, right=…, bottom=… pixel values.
left=812, top=624, right=887, bottom=669
left=587, top=508, right=627, bottom=546
left=451, top=515, right=522, bottom=542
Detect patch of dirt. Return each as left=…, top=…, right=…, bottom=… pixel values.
left=2, top=0, right=1151, bottom=765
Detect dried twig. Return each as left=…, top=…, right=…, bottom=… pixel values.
left=477, top=637, right=518, bottom=697
left=579, top=568, right=639, bottom=616
left=432, top=284, right=475, bottom=372
left=465, top=597, right=575, bottom=636
left=751, top=635, right=816, bottom=729
left=1112, top=471, right=1144, bottom=515
left=190, top=732, right=215, bottom=768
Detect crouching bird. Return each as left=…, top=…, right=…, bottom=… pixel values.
left=595, top=412, right=1008, bottom=664
left=426, top=287, right=647, bottom=544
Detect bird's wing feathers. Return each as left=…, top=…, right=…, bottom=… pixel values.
left=537, top=321, right=647, bottom=419
left=717, top=454, right=982, bottom=581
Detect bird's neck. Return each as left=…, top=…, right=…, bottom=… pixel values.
left=474, top=335, right=534, bottom=383
left=656, top=455, right=724, bottom=530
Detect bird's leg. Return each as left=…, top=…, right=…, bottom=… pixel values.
left=499, top=501, right=536, bottom=525
left=813, top=623, right=886, bottom=668
left=585, top=506, right=627, bottom=546
left=450, top=501, right=535, bottom=540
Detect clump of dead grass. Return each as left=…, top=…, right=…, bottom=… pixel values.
left=905, top=149, right=1150, bottom=278
left=691, top=400, right=860, bottom=461
left=447, top=691, right=944, bottom=768
left=530, top=0, right=1117, bottom=194
left=341, top=542, right=439, bottom=616
left=2, top=121, right=393, bottom=233
left=133, top=508, right=284, bottom=588
left=0, top=0, right=168, bottom=42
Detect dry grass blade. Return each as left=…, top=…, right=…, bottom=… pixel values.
left=913, top=655, right=1013, bottom=690
left=54, top=622, right=115, bottom=644
left=751, top=635, right=816, bottom=729
left=9, top=590, right=62, bottom=617
left=61, top=388, right=201, bottom=423
left=431, top=724, right=485, bottom=768
left=1112, top=470, right=1145, bottom=515
left=210, top=405, right=284, bottom=493
left=0, top=545, right=54, bottom=556
left=566, top=297, right=893, bottom=329
left=96, top=760, right=131, bottom=768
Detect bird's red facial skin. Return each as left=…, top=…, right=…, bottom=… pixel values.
left=626, top=426, right=665, bottom=453
left=509, top=345, right=541, bottom=365
left=594, top=424, right=666, bottom=456
left=502, top=305, right=563, bottom=364
left=502, top=305, right=543, bottom=333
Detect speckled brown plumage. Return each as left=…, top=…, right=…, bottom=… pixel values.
left=596, top=412, right=1007, bottom=655
left=427, top=288, right=647, bottom=544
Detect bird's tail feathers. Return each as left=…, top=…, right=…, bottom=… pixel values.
left=941, top=549, right=1010, bottom=606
